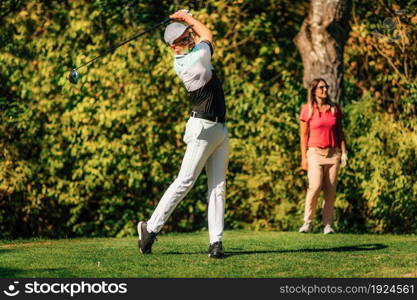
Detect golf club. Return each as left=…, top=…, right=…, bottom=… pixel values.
left=68, top=18, right=171, bottom=84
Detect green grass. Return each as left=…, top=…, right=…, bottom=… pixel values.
left=1, top=231, right=416, bottom=278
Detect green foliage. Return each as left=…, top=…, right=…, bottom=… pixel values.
left=346, top=0, right=417, bottom=118
left=0, top=0, right=416, bottom=238
left=338, top=93, right=417, bottom=233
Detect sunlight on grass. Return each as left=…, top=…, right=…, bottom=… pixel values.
left=1, top=231, right=416, bottom=278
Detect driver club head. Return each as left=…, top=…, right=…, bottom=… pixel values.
left=68, top=69, right=79, bottom=84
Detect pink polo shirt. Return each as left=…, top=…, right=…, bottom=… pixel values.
left=299, top=104, right=342, bottom=148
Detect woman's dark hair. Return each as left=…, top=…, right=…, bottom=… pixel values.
left=306, top=78, right=336, bottom=119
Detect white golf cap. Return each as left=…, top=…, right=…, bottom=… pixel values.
left=164, top=22, right=193, bottom=45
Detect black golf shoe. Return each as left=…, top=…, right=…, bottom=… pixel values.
left=137, top=221, right=157, bottom=254
left=208, top=241, right=225, bottom=258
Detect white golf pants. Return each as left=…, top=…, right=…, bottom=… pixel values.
left=147, top=116, right=229, bottom=244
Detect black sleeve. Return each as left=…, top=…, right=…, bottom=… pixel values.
left=200, top=40, right=213, bottom=56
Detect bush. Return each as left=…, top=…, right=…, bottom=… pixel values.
left=0, top=0, right=416, bottom=238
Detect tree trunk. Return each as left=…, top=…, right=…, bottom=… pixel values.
left=294, top=0, right=352, bottom=104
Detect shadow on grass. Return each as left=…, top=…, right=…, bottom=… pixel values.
left=0, top=249, right=75, bottom=277
left=0, top=268, right=73, bottom=277
left=162, top=244, right=388, bottom=258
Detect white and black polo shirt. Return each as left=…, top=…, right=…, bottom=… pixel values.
left=173, top=41, right=225, bottom=120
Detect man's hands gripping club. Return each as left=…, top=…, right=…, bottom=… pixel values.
left=170, top=9, right=213, bottom=44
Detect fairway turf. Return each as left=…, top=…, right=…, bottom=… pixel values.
left=0, top=231, right=416, bottom=278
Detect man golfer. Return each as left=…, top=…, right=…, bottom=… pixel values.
left=137, top=10, right=229, bottom=258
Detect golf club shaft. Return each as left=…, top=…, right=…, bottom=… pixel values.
left=74, top=18, right=171, bottom=71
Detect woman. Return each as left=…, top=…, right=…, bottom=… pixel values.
left=299, top=78, right=347, bottom=234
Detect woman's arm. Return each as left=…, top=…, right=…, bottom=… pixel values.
left=336, top=109, right=347, bottom=153
left=300, top=120, right=309, bottom=170
left=338, top=124, right=346, bottom=153
left=169, top=10, right=213, bottom=44
left=337, top=116, right=348, bottom=167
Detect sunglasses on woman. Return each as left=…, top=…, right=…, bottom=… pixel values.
left=317, top=85, right=329, bottom=91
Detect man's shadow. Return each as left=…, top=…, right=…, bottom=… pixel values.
left=163, top=244, right=387, bottom=258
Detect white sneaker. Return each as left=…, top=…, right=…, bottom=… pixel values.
left=324, top=225, right=335, bottom=234
left=299, top=223, right=312, bottom=233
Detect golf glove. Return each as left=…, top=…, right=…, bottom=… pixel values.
left=179, top=9, right=192, bottom=16
left=341, top=152, right=348, bottom=168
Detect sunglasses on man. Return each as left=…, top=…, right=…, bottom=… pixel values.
left=174, top=32, right=194, bottom=46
